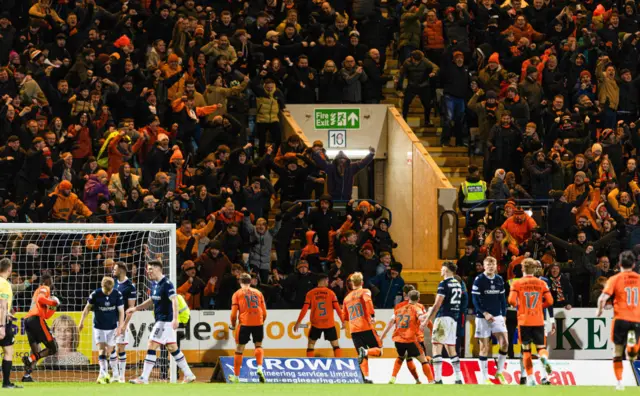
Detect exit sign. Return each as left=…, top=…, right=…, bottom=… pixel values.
left=314, top=108, right=360, bottom=129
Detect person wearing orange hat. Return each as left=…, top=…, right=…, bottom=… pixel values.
left=479, top=52, right=507, bottom=93
left=49, top=179, right=93, bottom=221
left=161, top=53, right=187, bottom=101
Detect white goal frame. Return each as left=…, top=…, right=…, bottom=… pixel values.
left=0, top=222, right=178, bottom=383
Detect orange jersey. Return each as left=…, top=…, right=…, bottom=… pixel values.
left=297, top=287, right=343, bottom=329
left=508, top=275, right=553, bottom=327
left=392, top=303, right=423, bottom=343
left=394, top=300, right=429, bottom=340
left=231, top=287, right=267, bottom=326
left=342, top=288, right=375, bottom=333
left=26, top=285, right=57, bottom=320
left=603, top=271, right=640, bottom=323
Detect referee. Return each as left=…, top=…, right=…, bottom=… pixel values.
left=0, top=258, right=21, bottom=388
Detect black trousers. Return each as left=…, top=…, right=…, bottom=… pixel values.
left=256, top=122, right=282, bottom=157
left=402, top=85, right=431, bottom=122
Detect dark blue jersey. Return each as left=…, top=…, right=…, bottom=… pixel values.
left=151, top=276, right=176, bottom=322
left=115, top=278, right=137, bottom=306
left=472, top=273, right=507, bottom=317
left=88, top=288, right=124, bottom=330
left=436, top=277, right=463, bottom=319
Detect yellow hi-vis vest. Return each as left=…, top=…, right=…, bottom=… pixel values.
left=462, top=180, right=487, bottom=203
left=177, top=294, right=191, bottom=324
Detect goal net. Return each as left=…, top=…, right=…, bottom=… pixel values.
left=0, top=223, right=177, bottom=383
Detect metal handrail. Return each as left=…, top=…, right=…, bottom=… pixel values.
left=292, top=199, right=393, bottom=226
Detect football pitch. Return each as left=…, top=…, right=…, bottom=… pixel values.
left=11, top=383, right=640, bottom=395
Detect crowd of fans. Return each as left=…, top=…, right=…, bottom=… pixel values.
left=4, top=0, right=640, bottom=313
left=0, top=0, right=413, bottom=312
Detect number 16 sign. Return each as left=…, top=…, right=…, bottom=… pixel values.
left=328, top=130, right=346, bottom=148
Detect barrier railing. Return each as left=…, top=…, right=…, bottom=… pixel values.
left=464, top=199, right=555, bottom=228
left=293, top=199, right=393, bottom=225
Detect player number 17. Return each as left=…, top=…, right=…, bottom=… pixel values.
left=523, top=291, right=540, bottom=309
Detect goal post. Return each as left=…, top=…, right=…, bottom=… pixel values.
left=0, top=223, right=177, bottom=383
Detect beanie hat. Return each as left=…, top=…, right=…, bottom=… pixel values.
left=444, top=7, right=455, bottom=15
left=621, top=68, right=632, bottom=76
left=495, top=168, right=506, bottom=179
left=453, top=51, right=464, bottom=60
left=181, top=260, right=196, bottom=271
left=514, top=207, right=525, bottom=215
left=313, top=140, right=323, bottom=148
left=488, top=52, right=500, bottom=64
left=361, top=242, right=374, bottom=252
left=297, top=260, right=309, bottom=270
left=592, top=143, right=603, bottom=153
left=526, top=65, right=538, bottom=75
left=208, top=240, right=223, bottom=251
left=486, top=90, right=497, bottom=99
left=580, top=70, right=591, bottom=79
left=113, top=35, right=132, bottom=49
left=575, top=171, right=586, bottom=179
left=168, top=53, right=180, bottom=63
left=59, top=180, right=73, bottom=190
left=170, top=149, right=184, bottom=163
left=195, top=25, right=205, bottom=36
left=157, top=133, right=169, bottom=142
left=526, top=122, right=537, bottom=129
left=504, top=200, right=516, bottom=211
left=390, top=262, right=403, bottom=273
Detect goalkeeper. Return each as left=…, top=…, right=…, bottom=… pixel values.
left=21, top=274, right=60, bottom=382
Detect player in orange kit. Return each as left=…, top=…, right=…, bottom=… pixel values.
left=381, top=290, right=434, bottom=384
left=229, top=273, right=267, bottom=383
left=381, top=285, right=433, bottom=384
left=21, top=274, right=61, bottom=382
left=294, top=274, right=345, bottom=357
left=508, top=258, right=553, bottom=387
left=596, top=251, right=640, bottom=391
left=342, top=272, right=382, bottom=384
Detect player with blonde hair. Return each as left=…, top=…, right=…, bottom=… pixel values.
left=343, top=272, right=382, bottom=383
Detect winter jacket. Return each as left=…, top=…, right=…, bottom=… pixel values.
left=252, top=77, right=286, bottom=124
left=315, top=151, right=374, bottom=200
left=368, top=271, right=405, bottom=308
left=194, top=249, right=232, bottom=292
left=83, top=175, right=110, bottom=213
left=596, top=58, right=619, bottom=110
left=398, top=4, right=427, bottom=49
left=177, top=220, right=215, bottom=256
left=468, top=94, right=504, bottom=140
left=108, top=173, right=142, bottom=204
left=478, top=66, right=508, bottom=93
left=488, top=176, right=511, bottom=199
left=340, top=67, right=367, bottom=103
left=244, top=215, right=281, bottom=271
left=422, top=20, right=445, bottom=50
left=501, top=23, right=544, bottom=42
left=48, top=184, right=93, bottom=221
left=399, top=57, right=439, bottom=89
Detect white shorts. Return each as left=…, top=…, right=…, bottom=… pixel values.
left=474, top=315, right=508, bottom=339
left=432, top=316, right=457, bottom=346
left=115, top=329, right=131, bottom=345
left=150, top=321, right=177, bottom=345
left=93, top=329, right=116, bottom=347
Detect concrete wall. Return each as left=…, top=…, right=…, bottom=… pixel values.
left=282, top=107, right=457, bottom=270
left=385, top=108, right=457, bottom=271
left=285, top=105, right=389, bottom=159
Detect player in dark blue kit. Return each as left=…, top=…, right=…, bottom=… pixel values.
left=472, top=257, right=509, bottom=384
left=127, top=260, right=195, bottom=384
left=425, top=261, right=464, bottom=384
left=113, top=262, right=137, bottom=382
left=78, top=277, right=124, bottom=384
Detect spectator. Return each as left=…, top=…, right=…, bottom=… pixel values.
left=368, top=262, right=405, bottom=308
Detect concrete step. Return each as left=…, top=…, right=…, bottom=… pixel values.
left=449, top=176, right=467, bottom=188
left=418, top=135, right=439, bottom=147
left=439, top=167, right=473, bottom=177
left=433, top=156, right=480, bottom=168
left=423, top=146, right=468, bottom=157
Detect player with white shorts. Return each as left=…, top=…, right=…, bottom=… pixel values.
left=126, top=260, right=195, bottom=384
left=113, top=262, right=137, bottom=382
left=472, top=257, right=509, bottom=384
left=425, top=262, right=464, bottom=384
left=79, top=277, right=125, bottom=384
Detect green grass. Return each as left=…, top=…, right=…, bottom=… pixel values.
left=7, top=383, right=640, bottom=395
